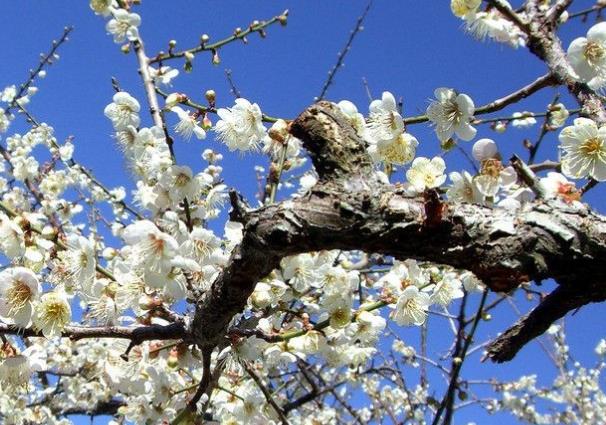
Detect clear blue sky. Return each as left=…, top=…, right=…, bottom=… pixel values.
left=2, top=1, right=604, bottom=424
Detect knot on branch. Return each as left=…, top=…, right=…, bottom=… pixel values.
left=290, top=101, right=373, bottom=180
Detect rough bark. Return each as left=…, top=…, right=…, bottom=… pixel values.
left=192, top=102, right=606, bottom=362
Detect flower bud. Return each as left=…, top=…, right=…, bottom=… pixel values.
left=205, top=89, right=216, bottom=104
left=472, top=138, right=498, bottom=161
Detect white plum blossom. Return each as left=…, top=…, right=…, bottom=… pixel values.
left=214, top=98, right=266, bottom=152
left=1, top=85, right=16, bottom=103
left=367, top=132, right=419, bottom=165
left=33, top=290, right=71, bottom=338
left=170, top=106, right=206, bottom=140
left=90, top=0, right=114, bottom=15
left=464, top=8, right=526, bottom=48
left=104, top=91, right=140, bottom=131
left=0, top=214, right=25, bottom=259
left=549, top=103, right=569, bottom=128
left=406, top=156, right=447, bottom=191
left=149, top=65, right=179, bottom=86
left=59, top=234, right=97, bottom=292
left=447, top=171, right=484, bottom=203
left=392, top=286, right=431, bottom=326
left=338, top=100, right=366, bottom=135
left=0, top=345, right=47, bottom=389
left=0, top=109, right=9, bottom=133
left=430, top=273, right=464, bottom=306
left=106, top=9, right=141, bottom=43
left=158, top=164, right=201, bottom=202
left=567, top=22, right=606, bottom=90
left=426, top=87, right=476, bottom=142
left=450, top=0, right=481, bottom=17
left=559, top=117, right=606, bottom=181
left=122, top=220, right=180, bottom=274
left=365, top=91, right=404, bottom=145
left=0, top=267, right=40, bottom=327
left=540, top=172, right=581, bottom=204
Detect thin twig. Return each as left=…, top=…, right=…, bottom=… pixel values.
left=316, top=0, right=373, bottom=100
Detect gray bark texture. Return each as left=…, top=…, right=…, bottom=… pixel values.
left=191, top=101, right=606, bottom=363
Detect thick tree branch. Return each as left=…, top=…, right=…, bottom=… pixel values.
left=191, top=102, right=606, bottom=364
left=486, top=282, right=606, bottom=362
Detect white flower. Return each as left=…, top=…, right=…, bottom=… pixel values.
left=338, top=100, right=366, bottom=135
left=406, top=156, right=447, bottom=191
left=180, top=226, right=222, bottom=265
left=447, top=171, right=483, bottom=203
left=90, top=0, right=113, bottom=15
left=60, top=234, right=97, bottom=292
left=1, top=85, right=16, bottom=103
left=0, top=214, right=25, bottom=259
left=0, top=267, right=40, bottom=327
left=170, top=106, right=206, bottom=140
left=123, top=220, right=179, bottom=273
left=451, top=0, right=481, bottom=17
left=430, top=273, right=464, bottom=306
left=549, top=103, right=569, bottom=128
left=0, top=345, right=46, bottom=389
left=262, top=119, right=301, bottom=160
left=365, top=91, right=404, bottom=144
left=511, top=112, right=537, bottom=128
left=472, top=138, right=498, bottom=162
left=559, top=117, right=606, bottom=181
left=392, top=286, right=431, bottom=326
left=367, top=132, right=418, bottom=165
left=158, top=165, right=201, bottom=202
left=0, top=109, right=10, bottom=133
left=281, top=253, right=318, bottom=292
left=149, top=66, right=179, bottom=86
left=214, top=98, right=266, bottom=152
left=464, top=9, right=526, bottom=48
left=426, top=88, right=476, bottom=142
left=355, top=311, right=386, bottom=343
left=567, top=22, right=606, bottom=89
left=33, top=291, right=71, bottom=338
left=106, top=9, right=141, bottom=43
left=104, top=92, right=140, bottom=131
left=540, top=172, right=581, bottom=204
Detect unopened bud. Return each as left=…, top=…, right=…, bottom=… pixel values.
left=212, top=50, right=220, bottom=65
left=202, top=114, right=212, bottom=130
left=168, top=39, right=177, bottom=49
left=205, top=89, right=216, bottom=104
left=278, top=13, right=288, bottom=26
left=120, top=43, right=131, bottom=54
left=200, top=34, right=210, bottom=44
left=165, top=92, right=187, bottom=108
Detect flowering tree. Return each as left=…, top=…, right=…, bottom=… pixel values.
left=2, top=0, right=606, bottom=424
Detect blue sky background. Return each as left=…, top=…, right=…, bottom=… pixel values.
left=1, top=1, right=605, bottom=424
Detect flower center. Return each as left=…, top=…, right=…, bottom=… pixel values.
left=175, top=172, right=190, bottom=187
left=580, top=137, right=603, bottom=156
left=149, top=234, right=165, bottom=254
left=7, top=280, right=32, bottom=311
left=444, top=101, right=463, bottom=126
left=585, top=41, right=606, bottom=66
